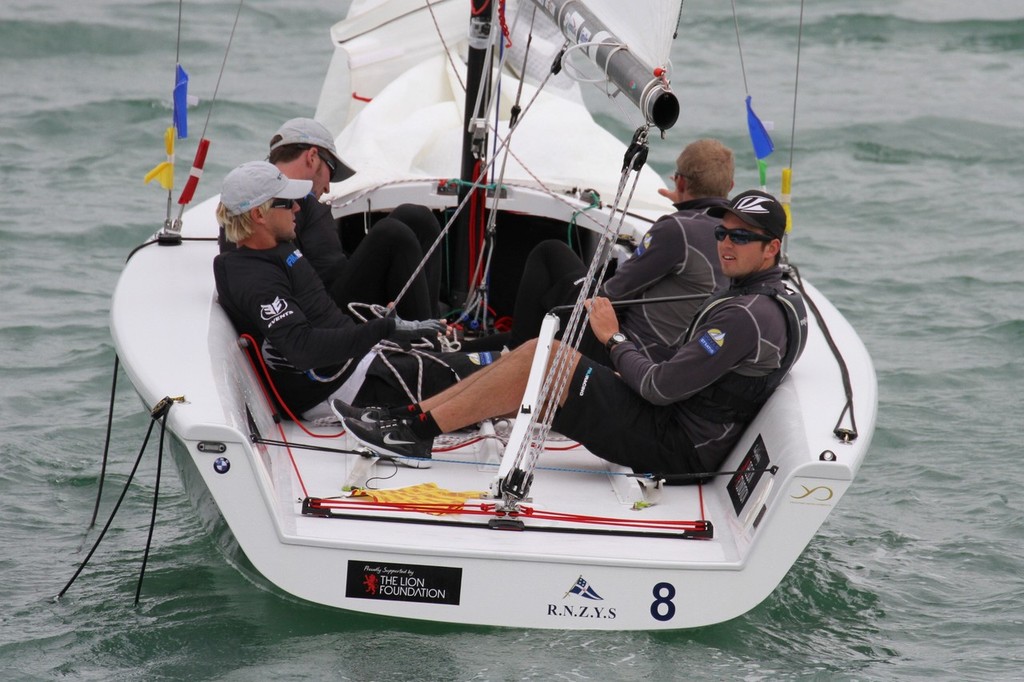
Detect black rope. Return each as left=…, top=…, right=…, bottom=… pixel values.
left=786, top=264, right=858, bottom=441
left=57, top=396, right=175, bottom=604
left=89, top=356, right=119, bottom=528
left=135, top=407, right=168, bottom=605
left=125, top=236, right=217, bottom=264
left=646, top=464, right=778, bottom=484
left=251, top=435, right=365, bottom=457
left=509, top=4, right=537, bottom=128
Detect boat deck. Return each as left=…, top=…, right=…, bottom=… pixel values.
left=260, top=419, right=738, bottom=567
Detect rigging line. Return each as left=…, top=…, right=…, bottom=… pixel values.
left=729, top=0, right=750, bottom=95
left=534, top=161, right=642, bottom=439
left=158, top=0, right=189, bottom=226
left=426, top=0, right=465, bottom=91
left=464, top=58, right=522, bottom=327
left=652, top=465, right=779, bottom=484
left=464, top=7, right=606, bottom=318
left=510, top=136, right=649, bottom=481
left=89, top=355, right=119, bottom=529
left=56, top=408, right=161, bottom=601
left=134, top=410, right=168, bottom=606
left=387, top=42, right=567, bottom=314
left=195, top=0, right=243, bottom=142
left=254, top=434, right=644, bottom=477
left=560, top=40, right=628, bottom=85
left=787, top=264, right=858, bottom=439
left=788, top=0, right=807, bottom=170
left=339, top=29, right=643, bottom=316
left=525, top=170, right=646, bottom=477
left=458, top=32, right=568, bottom=324
left=174, top=0, right=183, bottom=65
left=509, top=3, right=537, bottom=124
left=172, top=0, right=245, bottom=223
left=464, top=2, right=569, bottom=313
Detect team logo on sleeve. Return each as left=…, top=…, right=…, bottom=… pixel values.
left=635, top=232, right=653, bottom=256
left=698, top=328, right=725, bottom=355
left=260, top=296, right=289, bottom=320
left=261, top=339, right=296, bottom=371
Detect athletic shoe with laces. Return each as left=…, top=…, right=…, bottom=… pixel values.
left=330, top=399, right=387, bottom=425
left=342, top=415, right=433, bottom=467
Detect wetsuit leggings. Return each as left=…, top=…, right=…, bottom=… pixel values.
left=330, top=204, right=442, bottom=320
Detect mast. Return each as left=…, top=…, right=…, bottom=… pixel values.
left=451, top=0, right=495, bottom=308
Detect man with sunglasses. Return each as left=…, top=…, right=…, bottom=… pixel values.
left=334, top=189, right=807, bottom=479
left=213, top=160, right=459, bottom=425
left=266, top=118, right=443, bottom=320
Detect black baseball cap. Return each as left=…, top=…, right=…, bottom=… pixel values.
left=707, top=189, right=787, bottom=239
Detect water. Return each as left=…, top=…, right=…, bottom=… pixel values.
left=2, top=0, right=1022, bottom=679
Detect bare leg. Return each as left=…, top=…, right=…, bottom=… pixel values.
left=424, top=339, right=581, bottom=432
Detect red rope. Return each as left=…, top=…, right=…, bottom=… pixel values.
left=306, top=497, right=710, bottom=532
left=498, top=0, right=511, bottom=48
left=238, top=334, right=344, bottom=439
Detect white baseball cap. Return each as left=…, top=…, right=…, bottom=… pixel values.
left=269, top=117, right=356, bottom=182
left=220, top=160, right=312, bottom=216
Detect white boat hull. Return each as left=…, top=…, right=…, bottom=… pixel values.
left=109, top=0, right=876, bottom=630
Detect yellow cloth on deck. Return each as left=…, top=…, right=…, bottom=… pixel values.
left=349, top=483, right=486, bottom=515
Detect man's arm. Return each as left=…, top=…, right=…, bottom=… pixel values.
left=609, top=301, right=761, bottom=405
left=225, top=254, right=392, bottom=371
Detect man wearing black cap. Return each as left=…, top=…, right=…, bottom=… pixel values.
left=333, top=189, right=807, bottom=478
left=266, top=118, right=443, bottom=320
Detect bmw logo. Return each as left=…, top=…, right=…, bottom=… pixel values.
left=213, top=457, right=230, bottom=474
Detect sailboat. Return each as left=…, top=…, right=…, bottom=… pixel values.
left=108, top=0, right=877, bottom=630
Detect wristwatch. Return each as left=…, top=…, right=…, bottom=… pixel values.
left=605, top=331, right=627, bottom=352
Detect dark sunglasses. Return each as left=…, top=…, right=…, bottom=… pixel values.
left=270, top=197, right=298, bottom=210
left=714, top=224, right=775, bottom=245
left=317, top=150, right=337, bottom=176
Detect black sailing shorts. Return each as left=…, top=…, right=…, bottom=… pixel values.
left=551, top=357, right=700, bottom=477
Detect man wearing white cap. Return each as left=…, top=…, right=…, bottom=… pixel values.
left=267, top=118, right=442, bottom=320
left=213, top=161, right=456, bottom=423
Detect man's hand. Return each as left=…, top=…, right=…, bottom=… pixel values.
left=658, top=186, right=683, bottom=204
left=586, top=296, right=619, bottom=344
left=390, top=316, right=447, bottom=342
